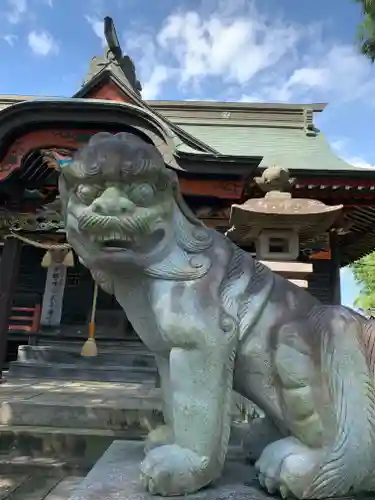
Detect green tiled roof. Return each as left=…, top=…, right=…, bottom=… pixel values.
left=177, top=123, right=362, bottom=171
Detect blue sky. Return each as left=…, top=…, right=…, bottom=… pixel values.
left=0, top=0, right=373, bottom=308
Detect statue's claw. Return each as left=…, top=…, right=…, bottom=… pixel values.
left=255, top=437, right=323, bottom=499
left=264, top=476, right=278, bottom=494
left=140, top=444, right=209, bottom=496
left=279, top=484, right=290, bottom=499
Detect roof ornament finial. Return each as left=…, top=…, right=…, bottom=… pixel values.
left=103, top=16, right=142, bottom=95
left=81, top=17, right=142, bottom=95
left=104, top=16, right=122, bottom=61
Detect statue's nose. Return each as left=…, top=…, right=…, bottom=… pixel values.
left=91, top=188, right=135, bottom=215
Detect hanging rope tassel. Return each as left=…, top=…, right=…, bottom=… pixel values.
left=81, top=281, right=98, bottom=357
left=62, top=250, right=74, bottom=267
left=41, top=250, right=53, bottom=268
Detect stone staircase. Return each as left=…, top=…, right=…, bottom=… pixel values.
left=0, top=378, right=162, bottom=470
left=0, top=373, right=161, bottom=497
left=0, top=343, right=259, bottom=498
left=0, top=341, right=162, bottom=497
left=0, top=377, right=164, bottom=472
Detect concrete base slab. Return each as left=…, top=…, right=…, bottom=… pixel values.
left=69, top=440, right=271, bottom=500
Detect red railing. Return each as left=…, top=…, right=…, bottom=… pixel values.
left=8, top=304, right=41, bottom=334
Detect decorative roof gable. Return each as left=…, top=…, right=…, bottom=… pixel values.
left=74, top=17, right=218, bottom=156
left=76, top=17, right=141, bottom=102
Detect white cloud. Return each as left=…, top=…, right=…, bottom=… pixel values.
left=344, top=156, right=375, bottom=169
left=122, top=4, right=301, bottom=98
left=258, top=45, right=375, bottom=104
left=239, top=93, right=264, bottom=103
left=2, top=34, right=18, bottom=47
left=111, top=1, right=375, bottom=103
left=6, top=0, right=27, bottom=24
left=156, top=11, right=299, bottom=86
left=331, top=138, right=375, bottom=169
left=141, top=66, right=169, bottom=100
left=85, top=15, right=106, bottom=46
left=27, top=30, right=59, bottom=56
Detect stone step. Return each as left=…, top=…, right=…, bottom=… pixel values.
left=0, top=396, right=162, bottom=430
left=8, top=361, right=157, bottom=383
left=39, top=339, right=144, bottom=350
left=0, top=468, right=83, bottom=500
left=0, top=425, right=143, bottom=470
left=0, top=454, right=87, bottom=474
left=0, top=424, right=249, bottom=478
left=0, top=379, right=162, bottom=470
left=17, top=344, right=156, bottom=369
left=44, top=475, right=85, bottom=500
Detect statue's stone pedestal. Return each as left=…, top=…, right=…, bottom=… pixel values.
left=68, top=440, right=272, bottom=500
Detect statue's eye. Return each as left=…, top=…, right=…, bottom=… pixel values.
left=129, top=183, right=155, bottom=206
left=76, top=185, right=102, bottom=205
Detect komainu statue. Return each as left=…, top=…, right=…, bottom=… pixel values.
left=59, top=132, right=375, bottom=498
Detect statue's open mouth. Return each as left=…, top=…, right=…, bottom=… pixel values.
left=98, top=228, right=165, bottom=254
left=102, top=239, right=133, bottom=250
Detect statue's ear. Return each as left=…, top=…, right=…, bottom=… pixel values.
left=166, top=168, right=179, bottom=186
left=90, top=269, right=115, bottom=295
left=58, top=174, right=70, bottom=222
left=168, top=169, right=205, bottom=227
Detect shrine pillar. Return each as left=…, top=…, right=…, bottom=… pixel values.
left=329, top=230, right=341, bottom=305
left=0, top=237, right=22, bottom=379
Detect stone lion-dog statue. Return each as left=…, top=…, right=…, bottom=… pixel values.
left=59, top=131, right=375, bottom=498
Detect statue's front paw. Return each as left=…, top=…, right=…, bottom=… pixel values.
left=140, top=444, right=209, bottom=496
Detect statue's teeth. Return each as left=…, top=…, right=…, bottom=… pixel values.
left=89, top=232, right=135, bottom=244
left=93, top=233, right=132, bottom=243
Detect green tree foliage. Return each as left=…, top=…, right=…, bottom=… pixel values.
left=351, top=253, right=375, bottom=311
left=355, top=0, right=375, bottom=61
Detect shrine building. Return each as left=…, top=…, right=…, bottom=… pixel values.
left=0, top=17, right=372, bottom=381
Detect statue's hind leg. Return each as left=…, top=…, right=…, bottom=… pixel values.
left=256, top=309, right=375, bottom=499
left=255, top=342, right=325, bottom=498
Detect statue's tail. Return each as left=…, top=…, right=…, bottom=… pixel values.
left=306, top=307, right=375, bottom=498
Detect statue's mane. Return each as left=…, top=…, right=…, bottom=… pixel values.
left=132, top=174, right=215, bottom=281
left=170, top=177, right=213, bottom=253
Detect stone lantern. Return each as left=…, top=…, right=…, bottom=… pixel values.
left=227, top=166, right=343, bottom=288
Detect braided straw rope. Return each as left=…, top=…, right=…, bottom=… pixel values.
left=4, top=231, right=72, bottom=251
